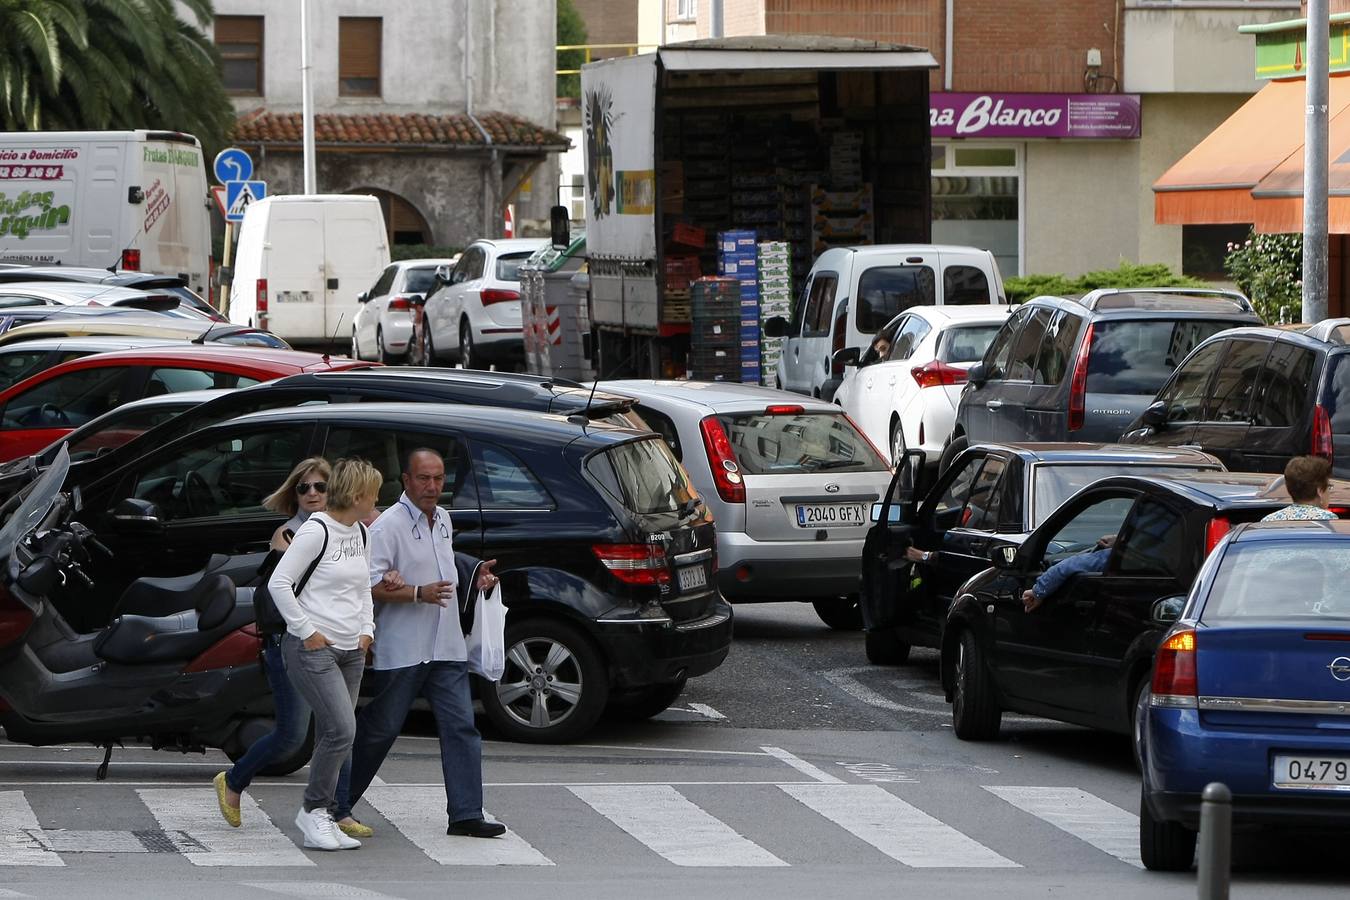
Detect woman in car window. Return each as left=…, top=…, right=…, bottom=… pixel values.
left=860, top=328, right=892, bottom=367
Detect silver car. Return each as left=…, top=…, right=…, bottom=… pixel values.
left=605, top=380, right=892, bottom=629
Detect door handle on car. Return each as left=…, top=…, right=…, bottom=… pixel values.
left=985, top=400, right=1004, bottom=409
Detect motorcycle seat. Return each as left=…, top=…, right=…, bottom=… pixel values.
left=110, top=554, right=232, bottom=620
left=95, top=574, right=251, bottom=665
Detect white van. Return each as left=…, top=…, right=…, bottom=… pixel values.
left=768, top=244, right=1007, bottom=400
left=228, top=194, right=389, bottom=346
left=0, top=130, right=211, bottom=297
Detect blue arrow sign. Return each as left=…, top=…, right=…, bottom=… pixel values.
left=213, top=147, right=254, bottom=184
left=225, top=180, right=266, bottom=222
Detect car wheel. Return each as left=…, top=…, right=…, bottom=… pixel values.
left=865, top=629, right=912, bottom=666
left=939, top=433, right=968, bottom=475
left=1132, top=678, right=1151, bottom=773
left=350, top=330, right=361, bottom=361
left=952, top=629, right=1001, bottom=740
left=376, top=327, right=404, bottom=365
left=889, top=418, right=907, bottom=466
left=225, top=716, right=314, bottom=777
left=424, top=326, right=441, bottom=366
left=1139, top=786, right=1196, bottom=872
left=813, top=595, right=863, bottom=630
left=479, top=618, right=609, bottom=743
left=459, top=318, right=478, bottom=370
left=606, top=678, right=687, bottom=721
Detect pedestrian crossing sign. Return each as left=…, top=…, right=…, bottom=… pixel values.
left=225, top=179, right=267, bottom=222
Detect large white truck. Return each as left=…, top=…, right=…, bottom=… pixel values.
left=0, top=130, right=211, bottom=297
left=579, top=36, right=939, bottom=378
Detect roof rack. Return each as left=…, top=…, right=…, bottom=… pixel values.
left=1074, top=286, right=1254, bottom=313
left=1300, top=318, right=1350, bottom=344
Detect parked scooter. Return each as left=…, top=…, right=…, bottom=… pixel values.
left=0, top=447, right=273, bottom=779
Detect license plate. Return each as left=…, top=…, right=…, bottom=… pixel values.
left=677, top=565, right=708, bottom=591
left=1272, top=755, right=1350, bottom=791
left=795, top=503, right=867, bottom=528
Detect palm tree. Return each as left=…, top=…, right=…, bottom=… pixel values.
left=0, top=0, right=234, bottom=149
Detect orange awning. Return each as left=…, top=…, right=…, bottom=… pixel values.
left=1153, top=74, right=1350, bottom=230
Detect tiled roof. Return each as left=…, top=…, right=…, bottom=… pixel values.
left=232, top=110, right=569, bottom=150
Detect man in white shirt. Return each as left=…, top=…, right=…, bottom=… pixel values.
left=333, top=447, right=504, bottom=839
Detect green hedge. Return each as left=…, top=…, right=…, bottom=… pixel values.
left=1003, top=262, right=1205, bottom=304
left=391, top=244, right=462, bottom=262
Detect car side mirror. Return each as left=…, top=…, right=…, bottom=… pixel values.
left=989, top=542, right=1020, bottom=570
left=435, top=264, right=453, bottom=285
left=550, top=204, right=571, bottom=250
left=112, top=498, right=164, bottom=534
left=17, top=556, right=61, bottom=595
left=357, top=291, right=370, bottom=303
left=1151, top=595, right=1186, bottom=625
left=1141, top=400, right=1168, bottom=429
left=967, top=363, right=988, bottom=387
left=833, top=347, right=861, bottom=367
left=763, top=316, right=789, bottom=338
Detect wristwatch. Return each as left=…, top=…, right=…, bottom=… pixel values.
left=923, top=551, right=933, bottom=563
left=413, top=585, right=421, bottom=604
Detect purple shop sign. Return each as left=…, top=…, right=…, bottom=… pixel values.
left=931, top=93, right=1141, bottom=140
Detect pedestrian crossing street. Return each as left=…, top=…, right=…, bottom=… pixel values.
left=0, top=782, right=1145, bottom=870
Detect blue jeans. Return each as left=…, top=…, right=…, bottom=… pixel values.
left=225, top=634, right=352, bottom=809
left=335, top=660, right=483, bottom=823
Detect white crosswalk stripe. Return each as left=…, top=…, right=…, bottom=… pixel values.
left=137, top=789, right=314, bottom=867
left=983, top=785, right=1142, bottom=868
left=362, top=786, right=551, bottom=866
left=782, top=783, right=1020, bottom=868
left=569, top=784, right=787, bottom=867
left=0, top=791, right=62, bottom=867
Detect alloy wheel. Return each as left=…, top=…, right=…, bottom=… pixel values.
left=495, top=636, right=584, bottom=730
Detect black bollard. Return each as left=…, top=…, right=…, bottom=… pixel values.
left=1196, top=782, right=1232, bottom=899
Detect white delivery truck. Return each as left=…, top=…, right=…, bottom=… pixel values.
left=228, top=194, right=390, bottom=347
left=0, top=130, right=211, bottom=296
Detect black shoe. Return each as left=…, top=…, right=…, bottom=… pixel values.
left=447, top=818, right=507, bottom=838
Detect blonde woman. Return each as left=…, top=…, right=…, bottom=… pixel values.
left=270, top=458, right=383, bottom=852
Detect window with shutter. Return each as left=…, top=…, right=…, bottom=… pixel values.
left=339, top=17, right=382, bottom=97
left=216, top=16, right=263, bottom=96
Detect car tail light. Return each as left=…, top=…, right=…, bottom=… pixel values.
left=1313, top=403, right=1334, bottom=459
left=1331, top=506, right=1350, bottom=518
left=0, top=586, right=34, bottom=650
left=387, top=294, right=413, bottom=311
left=1204, top=515, right=1230, bottom=553
left=699, top=415, right=745, bottom=503
left=121, top=249, right=141, bottom=271
left=592, top=543, right=670, bottom=586
left=911, top=360, right=968, bottom=389
left=256, top=278, right=269, bottom=329
left=1151, top=629, right=1198, bottom=707
left=1068, top=322, right=1094, bottom=432
left=764, top=404, right=804, bottom=416
left=830, top=304, right=848, bottom=380
left=480, top=288, right=519, bottom=306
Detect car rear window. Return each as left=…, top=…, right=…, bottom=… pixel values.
left=856, top=266, right=937, bottom=332
left=717, top=411, right=888, bottom=476
left=1031, top=463, right=1218, bottom=527
left=405, top=267, right=438, bottom=294
left=1203, top=542, right=1350, bottom=621
left=1325, top=353, right=1350, bottom=434
left=587, top=436, right=698, bottom=516
left=1086, top=320, right=1235, bottom=395
left=938, top=324, right=1002, bottom=364
left=495, top=253, right=533, bottom=283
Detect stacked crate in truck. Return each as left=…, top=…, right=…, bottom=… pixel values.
left=718, top=229, right=760, bottom=384
left=689, top=277, right=741, bottom=381
left=758, top=241, right=792, bottom=386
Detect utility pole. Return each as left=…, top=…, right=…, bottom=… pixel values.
left=1304, top=0, right=1329, bottom=323
left=300, top=0, right=317, bottom=193
left=712, top=0, right=724, bottom=38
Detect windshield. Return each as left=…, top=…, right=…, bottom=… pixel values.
left=495, top=253, right=533, bottom=282
left=718, top=411, right=888, bottom=475
left=1031, top=463, right=1218, bottom=527
left=939, top=324, right=1003, bottom=364
left=1203, top=541, right=1350, bottom=621
left=1086, top=320, right=1235, bottom=395
left=405, top=267, right=438, bottom=293
left=0, top=444, right=69, bottom=564
left=587, top=436, right=698, bottom=516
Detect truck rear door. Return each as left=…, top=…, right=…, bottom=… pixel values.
left=323, top=201, right=388, bottom=338
left=262, top=203, right=326, bottom=341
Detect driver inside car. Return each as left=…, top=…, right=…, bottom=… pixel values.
left=1021, top=534, right=1116, bottom=613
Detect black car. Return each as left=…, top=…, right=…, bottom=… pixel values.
left=0, top=367, right=641, bottom=501
left=946, top=289, right=1260, bottom=468
left=861, top=443, right=1224, bottom=665
left=70, top=402, right=731, bottom=743
left=1120, top=318, right=1350, bottom=477
left=936, top=471, right=1350, bottom=757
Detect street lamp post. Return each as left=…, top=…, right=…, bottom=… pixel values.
left=1305, top=0, right=1330, bottom=323
left=300, top=0, right=317, bottom=194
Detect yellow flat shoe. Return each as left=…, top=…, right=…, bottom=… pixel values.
left=213, top=772, right=241, bottom=828
left=338, top=819, right=373, bottom=838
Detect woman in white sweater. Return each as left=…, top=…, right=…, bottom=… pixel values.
left=268, top=457, right=383, bottom=852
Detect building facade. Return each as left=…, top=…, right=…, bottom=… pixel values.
left=212, top=0, right=567, bottom=250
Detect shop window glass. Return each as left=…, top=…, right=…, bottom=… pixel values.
left=953, top=147, right=1017, bottom=168
left=1182, top=224, right=1250, bottom=280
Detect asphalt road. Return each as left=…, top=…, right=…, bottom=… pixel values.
left=1, top=601, right=1346, bottom=899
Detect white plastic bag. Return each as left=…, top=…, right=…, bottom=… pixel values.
left=466, top=582, right=507, bottom=681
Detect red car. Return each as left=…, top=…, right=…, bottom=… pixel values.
left=0, top=346, right=373, bottom=462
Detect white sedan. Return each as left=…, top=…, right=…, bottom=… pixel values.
left=837, top=305, right=1011, bottom=464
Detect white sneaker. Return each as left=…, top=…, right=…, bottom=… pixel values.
left=295, top=807, right=342, bottom=851
left=332, top=821, right=361, bottom=851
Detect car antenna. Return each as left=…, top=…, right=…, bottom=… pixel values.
left=324, top=312, right=346, bottom=364
left=191, top=318, right=220, bottom=345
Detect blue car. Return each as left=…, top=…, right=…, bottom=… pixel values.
left=1140, top=519, right=1350, bottom=871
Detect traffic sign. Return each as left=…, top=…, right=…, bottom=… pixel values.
left=213, top=147, right=254, bottom=184
left=225, top=180, right=266, bottom=222
left=210, top=185, right=227, bottom=218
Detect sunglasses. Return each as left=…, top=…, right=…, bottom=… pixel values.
left=296, top=481, right=328, bottom=495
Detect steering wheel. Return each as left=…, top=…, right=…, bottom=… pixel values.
left=17, top=403, right=71, bottom=427
left=182, top=470, right=218, bottom=518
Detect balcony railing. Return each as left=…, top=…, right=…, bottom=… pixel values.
left=556, top=43, right=657, bottom=76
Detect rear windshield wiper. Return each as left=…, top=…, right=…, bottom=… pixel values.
left=813, top=459, right=868, bottom=470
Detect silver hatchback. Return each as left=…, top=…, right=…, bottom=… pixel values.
left=604, top=380, right=892, bottom=629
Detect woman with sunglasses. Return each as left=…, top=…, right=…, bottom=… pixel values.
left=214, top=457, right=376, bottom=840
